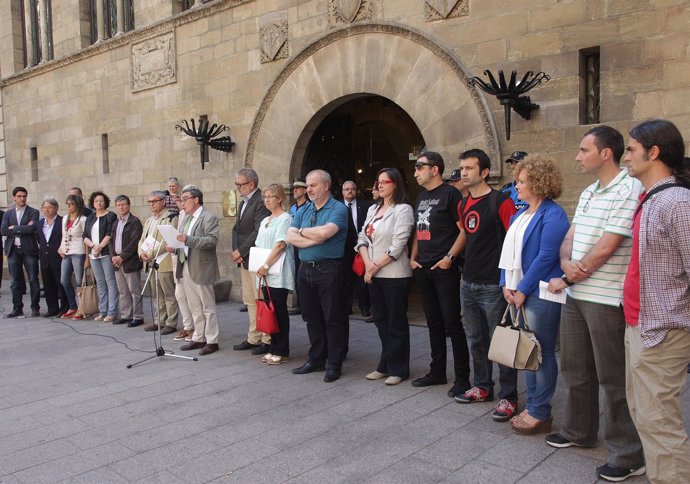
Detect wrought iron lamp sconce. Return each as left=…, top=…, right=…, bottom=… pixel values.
left=175, top=117, right=235, bottom=169
left=469, top=70, right=550, bottom=140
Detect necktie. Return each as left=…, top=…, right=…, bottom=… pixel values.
left=348, top=202, right=355, bottom=227
left=178, top=215, right=193, bottom=264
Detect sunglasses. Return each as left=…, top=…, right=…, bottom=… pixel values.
left=415, top=161, right=434, bottom=169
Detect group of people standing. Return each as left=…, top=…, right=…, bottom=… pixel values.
left=1, top=119, right=688, bottom=483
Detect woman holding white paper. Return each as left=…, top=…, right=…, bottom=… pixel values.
left=254, top=183, right=295, bottom=364
left=498, top=158, right=569, bottom=435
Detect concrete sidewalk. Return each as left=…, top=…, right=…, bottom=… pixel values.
left=0, top=292, right=686, bottom=483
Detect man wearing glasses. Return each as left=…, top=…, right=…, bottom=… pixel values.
left=286, top=169, right=349, bottom=382
left=410, top=152, right=472, bottom=399
left=231, top=168, right=271, bottom=354
left=545, top=126, right=644, bottom=482
left=176, top=187, right=221, bottom=356
left=139, top=190, right=179, bottom=335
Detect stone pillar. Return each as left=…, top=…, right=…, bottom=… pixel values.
left=95, top=0, right=105, bottom=41
left=37, top=0, right=49, bottom=62
left=23, top=0, right=36, bottom=65
left=115, top=0, right=124, bottom=34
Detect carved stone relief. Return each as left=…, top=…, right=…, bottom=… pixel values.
left=328, top=0, right=373, bottom=29
left=260, top=12, right=289, bottom=64
left=424, top=0, right=469, bottom=21
left=131, top=31, right=176, bottom=92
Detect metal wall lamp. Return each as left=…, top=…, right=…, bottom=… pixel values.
left=175, top=117, right=235, bottom=169
left=469, top=70, right=550, bottom=140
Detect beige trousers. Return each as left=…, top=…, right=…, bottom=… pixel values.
left=175, top=276, right=194, bottom=331
left=625, top=325, right=690, bottom=484
left=183, top=264, right=219, bottom=344
left=152, top=270, right=178, bottom=328
left=241, top=267, right=270, bottom=345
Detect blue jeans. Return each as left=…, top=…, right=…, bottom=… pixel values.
left=8, top=247, right=40, bottom=311
left=90, top=256, right=118, bottom=317
left=462, top=281, right=517, bottom=400
left=522, top=295, right=561, bottom=420
left=61, top=254, right=85, bottom=310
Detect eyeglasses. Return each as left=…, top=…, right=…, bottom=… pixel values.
left=415, top=161, right=434, bottom=169
left=147, top=199, right=163, bottom=204
left=235, top=181, right=251, bottom=188
left=180, top=196, right=194, bottom=202
left=581, top=191, right=595, bottom=213
left=377, top=180, right=394, bottom=186
left=262, top=195, right=278, bottom=200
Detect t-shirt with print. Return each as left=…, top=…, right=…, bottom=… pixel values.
left=414, top=183, right=462, bottom=267
left=460, top=190, right=515, bottom=284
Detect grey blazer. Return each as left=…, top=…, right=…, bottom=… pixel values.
left=232, top=191, right=270, bottom=269
left=183, top=207, right=220, bottom=285
left=355, top=203, right=414, bottom=279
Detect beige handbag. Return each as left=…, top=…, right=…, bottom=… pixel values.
left=76, top=267, right=99, bottom=317
left=488, top=304, right=542, bottom=371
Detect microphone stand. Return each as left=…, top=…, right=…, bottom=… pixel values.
left=127, top=224, right=197, bottom=368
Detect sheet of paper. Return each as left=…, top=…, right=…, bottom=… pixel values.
left=248, top=246, right=285, bottom=275
left=140, top=235, right=157, bottom=253
left=155, top=252, right=169, bottom=265
left=539, top=280, right=567, bottom=304
left=157, top=224, right=185, bottom=249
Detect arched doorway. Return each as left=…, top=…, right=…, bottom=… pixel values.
left=295, top=94, right=425, bottom=200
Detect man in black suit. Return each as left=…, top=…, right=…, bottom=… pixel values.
left=231, top=168, right=271, bottom=354
left=36, top=198, right=69, bottom=317
left=1, top=186, right=41, bottom=318
left=342, top=180, right=372, bottom=319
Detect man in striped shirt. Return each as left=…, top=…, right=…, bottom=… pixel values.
left=545, top=126, right=645, bottom=482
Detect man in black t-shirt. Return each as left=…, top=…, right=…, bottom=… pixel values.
left=453, top=149, right=519, bottom=424
left=409, top=151, right=471, bottom=398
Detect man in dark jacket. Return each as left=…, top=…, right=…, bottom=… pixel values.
left=36, top=198, right=69, bottom=317
left=1, top=186, right=40, bottom=318
left=109, top=195, right=144, bottom=327
left=231, top=168, right=271, bottom=353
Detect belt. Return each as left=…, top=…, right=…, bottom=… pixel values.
left=302, top=258, right=342, bottom=268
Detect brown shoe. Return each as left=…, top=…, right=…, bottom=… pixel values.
left=160, top=326, right=177, bottom=335
left=173, top=329, right=191, bottom=341
left=199, top=343, right=219, bottom=356
left=180, top=341, right=205, bottom=351
left=143, top=323, right=159, bottom=332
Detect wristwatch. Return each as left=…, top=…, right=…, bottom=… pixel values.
left=446, top=253, right=456, bottom=261
left=298, top=228, right=304, bottom=237
left=561, top=274, right=574, bottom=286
left=262, top=263, right=270, bottom=270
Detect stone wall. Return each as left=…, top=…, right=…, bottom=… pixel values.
left=1, top=0, right=690, bottom=299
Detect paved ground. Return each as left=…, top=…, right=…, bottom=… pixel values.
left=1, top=290, right=687, bottom=483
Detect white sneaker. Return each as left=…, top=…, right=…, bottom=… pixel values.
left=384, top=376, right=403, bottom=386
left=366, top=371, right=388, bottom=380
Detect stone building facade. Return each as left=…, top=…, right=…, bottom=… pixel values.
left=1, top=0, right=689, bottom=299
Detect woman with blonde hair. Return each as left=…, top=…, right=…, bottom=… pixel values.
left=59, top=194, right=89, bottom=319
left=255, top=183, right=295, bottom=364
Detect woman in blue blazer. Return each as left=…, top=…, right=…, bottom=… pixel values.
left=499, top=158, right=569, bottom=435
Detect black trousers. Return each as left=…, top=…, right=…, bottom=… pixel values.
left=267, top=286, right=290, bottom=357
left=40, top=255, right=69, bottom=315
left=298, top=260, right=348, bottom=370
left=370, top=277, right=411, bottom=379
left=418, top=267, right=470, bottom=384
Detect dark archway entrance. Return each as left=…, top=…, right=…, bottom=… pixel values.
left=296, top=95, right=426, bottom=201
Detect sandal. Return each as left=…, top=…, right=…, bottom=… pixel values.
left=511, top=414, right=553, bottom=436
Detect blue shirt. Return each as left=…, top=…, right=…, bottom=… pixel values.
left=501, top=182, right=528, bottom=211
left=291, top=197, right=348, bottom=262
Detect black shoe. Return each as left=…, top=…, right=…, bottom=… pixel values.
left=31, top=309, right=40, bottom=317
left=233, top=340, right=258, bottom=351
left=447, top=380, right=471, bottom=398
left=5, top=309, right=25, bottom=319
left=291, top=361, right=326, bottom=375
left=323, top=369, right=341, bottom=382
left=42, top=312, right=59, bottom=318
left=128, top=319, right=144, bottom=328
left=239, top=305, right=248, bottom=312
left=288, top=307, right=301, bottom=316
left=251, top=343, right=270, bottom=355
left=112, top=318, right=129, bottom=325
left=596, top=464, right=646, bottom=482
left=411, top=374, right=447, bottom=387
left=545, top=433, right=596, bottom=449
